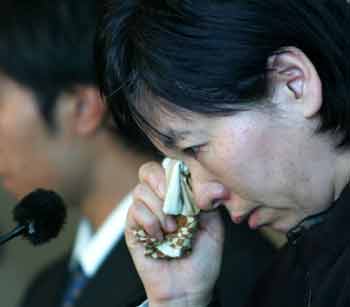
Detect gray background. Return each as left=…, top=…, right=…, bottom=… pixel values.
left=0, top=188, right=79, bottom=307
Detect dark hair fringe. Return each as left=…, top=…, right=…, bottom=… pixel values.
left=0, top=0, right=101, bottom=127
left=97, top=0, right=350, bottom=147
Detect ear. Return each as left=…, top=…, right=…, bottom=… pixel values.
left=72, top=86, right=106, bottom=135
left=267, top=47, right=322, bottom=118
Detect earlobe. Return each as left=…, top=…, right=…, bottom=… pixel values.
left=74, top=87, right=106, bottom=135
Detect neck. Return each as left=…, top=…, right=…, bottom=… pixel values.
left=334, top=148, right=350, bottom=201
left=80, top=137, right=149, bottom=232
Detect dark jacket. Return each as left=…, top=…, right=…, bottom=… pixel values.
left=19, top=237, right=146, bottom=307
left=20, top=209, right=275, bottom=307
left=210, top=183, right=350, bottom=307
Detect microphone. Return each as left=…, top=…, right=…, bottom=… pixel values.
left=0, top=189, right=66, bottom=246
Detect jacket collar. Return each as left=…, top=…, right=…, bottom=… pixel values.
left=286, top=182, right=350, bottom=268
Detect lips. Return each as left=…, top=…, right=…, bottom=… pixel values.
left=231, top=214, right=245, bottom=223
left=230, top=209, right=254, bottom=223
left=230, top=206, right=262, bottom=228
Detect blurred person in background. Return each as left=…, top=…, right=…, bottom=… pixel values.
left=0, top=0, right=275, bottom=307
left=0, top=0, right=150, bottom=306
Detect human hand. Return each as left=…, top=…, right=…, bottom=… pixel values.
left=125, top=161, right=225, bottom=307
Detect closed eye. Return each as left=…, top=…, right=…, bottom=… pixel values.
left=182, top=144, right=206, bottom=158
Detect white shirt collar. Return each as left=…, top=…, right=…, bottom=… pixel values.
left=71, top=194, right=132, bottom=277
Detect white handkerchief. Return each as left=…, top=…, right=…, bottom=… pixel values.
left=162, top=158, right=200, bottom=216
left=134, top=158, right=200, bottom=259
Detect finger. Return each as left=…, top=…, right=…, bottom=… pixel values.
left=124, top=219, right=153, bottom=267
left=125, top=222, right=160, bottom=281
left=127, top=201, right=164, bottom=241
left=133, top=183, right=177, bottom=232
left=139, top=161, right=166, bottom=199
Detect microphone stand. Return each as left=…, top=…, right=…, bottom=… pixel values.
left=0, top=225, right=27, bottom=246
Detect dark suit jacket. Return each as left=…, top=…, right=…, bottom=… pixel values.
left=20, top=237, right=146, bottom=307
left=20, top=209, right=275, bottom=307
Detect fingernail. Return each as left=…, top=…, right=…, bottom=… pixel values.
left=165, top=216, right=177, bottom=232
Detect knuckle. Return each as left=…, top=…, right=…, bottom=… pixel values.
left=138, top=161, right=158, bottom=180
left=126, top=208, right=133, bottom=223
left=133, top=183, right=147, bottom=199
left=128, top=202, right=140, bottom=219
left=139, top=161, right=163, bottom=184
left=132, top=201, right=146, bottom=215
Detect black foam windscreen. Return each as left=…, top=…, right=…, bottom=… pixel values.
left=13, top=189, right=66, bottom=245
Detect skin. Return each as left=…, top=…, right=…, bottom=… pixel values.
left=125, top=48, right=350, bottom=306
left=0, top=74, right=149, bottom=231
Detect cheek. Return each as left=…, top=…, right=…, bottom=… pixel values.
left=200, top=124, right=283, bottom=201
left=0, top=113, right=59, bottom=183
left=0, top=117, right=30, bottom=165
left=206, top=129, right=269, bottom=183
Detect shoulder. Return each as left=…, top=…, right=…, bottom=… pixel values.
left=19, top=253, right=70, bottom=307
left=31, top=253, right=69, bottom=284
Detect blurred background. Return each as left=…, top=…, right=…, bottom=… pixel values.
left=0, top=187, right=79, bottom=307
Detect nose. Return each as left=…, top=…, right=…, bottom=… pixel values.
left=186, top=160, right=230, bottom=211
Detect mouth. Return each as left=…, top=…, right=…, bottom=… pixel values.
left=1, top=176, right=16, bottom=192
left=230, top=206, right=265, bottom=229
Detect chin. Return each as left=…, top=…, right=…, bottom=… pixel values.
left=1, top=189, right=21, bottom=202
left=4, top=185, right=32, bottom=201
left=271, top=225, right=290, bottom=234
left=1, top=182, right=18, bottom=199
left=270, top=220, right=298, bottom=234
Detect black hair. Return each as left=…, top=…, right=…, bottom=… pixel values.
left=0, top=0, right=158, bottom=156
left=0, top=0, right=99, bottom=127
left=97, top=0, right=350, bottom=147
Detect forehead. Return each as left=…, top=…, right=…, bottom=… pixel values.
left=133, top=94, right=209, bottom=146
